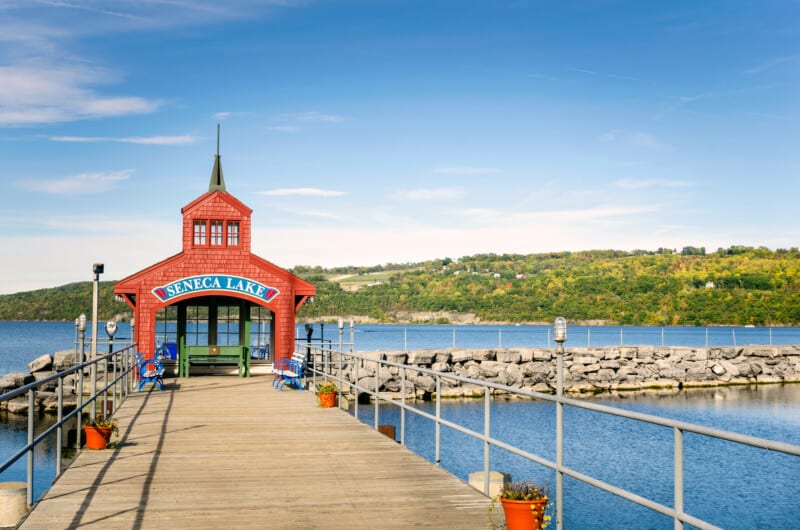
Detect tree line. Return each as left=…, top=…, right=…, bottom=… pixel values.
left=0, top=246, right=798, bottom=325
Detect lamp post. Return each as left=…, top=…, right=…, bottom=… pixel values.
left=553, top=317, right=567, bottom=530
left=105, top=321, right=118, bottom=416
left=76, top=314, right=86, bottom=451
left=90, top=264, right=103, bottom=419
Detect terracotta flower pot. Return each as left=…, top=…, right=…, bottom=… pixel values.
left=318, top=392, right=337, bottom=408
left=83, top=425, right=112, bottom=450
left=500, top=497, right=548, bottom=530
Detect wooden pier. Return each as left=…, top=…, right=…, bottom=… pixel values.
left=19, top=375, right=491, bottom=529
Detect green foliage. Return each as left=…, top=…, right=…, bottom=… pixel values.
left=295, top=246, right=800, bottom=326
left=0, top=281, right=129, bottom=321
left=1, top=246, right=798, bottom=325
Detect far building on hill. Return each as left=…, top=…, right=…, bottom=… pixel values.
left=114, top=141, right=315, bottom=375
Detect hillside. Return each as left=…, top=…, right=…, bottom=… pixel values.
left=293, top=246, right=800, bottom=326
left=1, top=246, right=798, bottom=325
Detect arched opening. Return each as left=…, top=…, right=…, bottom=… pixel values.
left=153, top=295, right=278, bottom=375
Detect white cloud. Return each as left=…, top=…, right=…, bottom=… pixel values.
left=432, top=167, right=500, bottom=175
left=597, top=130, right=668, bottom=149
left=744, top=55, right=799, bottom=75
left=49, top=134, right=199, bottom=145
left=268, top=125, right=300, bottom=133
left=598, top=130, right=618, bottom=142
left=292, top=111, right=347, bottom=123
left=615, top=178, right=692, bottom=190
left=0, top=65, right=161, bottom=125
left=257, top=188, right=346, bottom=197
left=390, top=187, right=465, bottom=201
left=20, top=170, right=133, bottom=195
left=629, top=131, right=666, bottom=149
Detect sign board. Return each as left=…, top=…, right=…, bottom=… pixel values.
left=152, top=275, right=280, bottom=304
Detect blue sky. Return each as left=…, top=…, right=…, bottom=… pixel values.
left=0, top=0, right=798, bottom=294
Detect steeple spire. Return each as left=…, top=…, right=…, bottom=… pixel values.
left=209, top=123, right=227, bottom=193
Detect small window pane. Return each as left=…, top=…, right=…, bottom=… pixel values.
left=193, top=221, right=206, bottom=245
left=210, top=220, right=224, bottom=246
left=227, top=221, right=240, bottom=246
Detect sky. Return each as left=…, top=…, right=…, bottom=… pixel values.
left=0, top=0, right=798, bottom=294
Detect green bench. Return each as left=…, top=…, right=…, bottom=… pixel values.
left=179, top=345, right=250, bottom=377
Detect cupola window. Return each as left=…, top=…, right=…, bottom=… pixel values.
left=227, top=221, right=240, bottom=246
left=193, top=221, right=207, bottom=245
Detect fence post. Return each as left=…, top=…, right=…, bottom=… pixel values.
left=435, top=375, right=441, bottom=466
left=483, top=385, right=490, bottom=496
left=400, top=366, right=407, bottom=446
left=56, top=378, right=63, bottom=478
left=27, top=389, right=34, bottom=507
left=674, top=427, right=684, bottom=530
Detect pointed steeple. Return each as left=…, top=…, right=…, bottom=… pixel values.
left=209, top=123, right=227, bottom=193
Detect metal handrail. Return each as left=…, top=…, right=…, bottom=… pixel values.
left=0, top=344, right=138, bottom=507
left=303, top=343, right=800, bottom=530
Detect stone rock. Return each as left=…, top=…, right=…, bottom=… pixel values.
left=360, top=351, right=383, bottom=372
left=0, top=374, right=19, bottom=392
left=471, top=350, right=496, bottom=362
left=495, top=350, right=521, bottom=364
left=53, top=350, right=77, bottom=371
left=407, top=350, right=437, bottom=366
left=465, top=364, right=481, bottom=379
left=450, top=350, right=473, bottom=363
left=413, top=374, right=436, bottom=392
left=505, top=363, right=523, bottom=386
left=28, top=353, right=53, bottom=373
left=431, top=362, right=450, bottom=373
left=6, top=397, right=29, bottom=415
left=32, top=371, right=58, bottom=391
left=479, top=361, right=506, bottom=378
left=434, top=352, right=452, bottom=364
left=518, top=348, right=534, bottom=363
left=751, top=347, right=779, bottom=358
left=532, top=349, right=552, bottom=361
left=384, top=352, right=408, bottom=365
left=573, top=355, right=599, bottom=365
left=686, top=365, right=710, bottom=380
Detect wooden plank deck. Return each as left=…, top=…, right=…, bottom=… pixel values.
left=19, top=375, right=492, bottom=529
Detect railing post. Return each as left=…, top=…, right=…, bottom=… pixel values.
left=435, top=375, right=441, bottom=466
left=103, top=355, right=109, bottom=417
left=56, top=377, right=63, bottom=477
left=354, top=355, right=359, bottom=420
left=76, top=360, right=83, bottom=452
left=483, top=384, right=490, bottom=496
left=674, top=427, right=684, bottom=530
left=337, top=346, right=343, bottom=404
left=374, top=363, right=380, bottom=430
left=27, top=389, right=35, bottom=507
left=400, top=366, right=407, bottom=446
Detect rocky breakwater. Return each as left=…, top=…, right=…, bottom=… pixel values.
left=340, top=345, right=800, bottom=398
left=0, top=351, right=81, bottom=415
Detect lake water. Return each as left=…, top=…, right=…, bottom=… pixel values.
left=2, top=321, right=799, bottom=527
left=354, top=385, right=800, bottom=529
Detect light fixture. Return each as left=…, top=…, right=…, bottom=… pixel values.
left=554, top=317, right=567, bottom=344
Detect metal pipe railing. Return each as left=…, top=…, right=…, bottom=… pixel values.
left=0, top=344, right=139, bottom=507
left=302, top=344, right=800, bottom=530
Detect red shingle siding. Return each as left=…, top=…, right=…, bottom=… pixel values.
left=115, top=190, right=314, bottom=362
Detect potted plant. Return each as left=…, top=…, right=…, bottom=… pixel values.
left=316, top=380, right=338, bottom=408
left=492, top=480, right=551, bottom=530
left=83, top=414, right=119, bottom=450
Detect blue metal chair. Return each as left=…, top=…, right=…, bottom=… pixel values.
left=136, top=353, right=164, bottom=392
left=272, top=352, right=306, bottom=391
